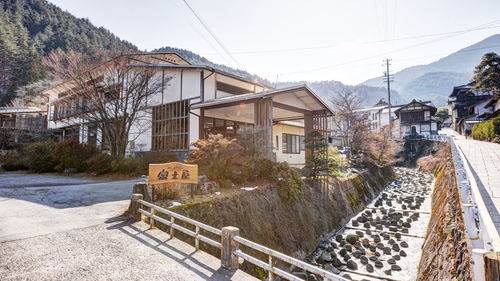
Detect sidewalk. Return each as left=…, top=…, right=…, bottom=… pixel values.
left=442, top=128, right=500, bottom=233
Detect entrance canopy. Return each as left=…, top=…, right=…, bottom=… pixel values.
left=190, top=84, right=333, bottom=124
left=190, top=85, right=333, bottom=157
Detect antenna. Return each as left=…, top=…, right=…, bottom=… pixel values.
left=382, top=59, right=394, bottom=126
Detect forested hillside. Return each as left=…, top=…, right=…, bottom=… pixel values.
left=0, top=0, right=137, bottom=106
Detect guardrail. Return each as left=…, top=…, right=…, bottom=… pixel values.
left=446, top=136, right=500, bottom=281
left=130, top=194, right=349, bottom=281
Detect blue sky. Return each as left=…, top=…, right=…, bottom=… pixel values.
left=49, top=0, right=500, bottom=86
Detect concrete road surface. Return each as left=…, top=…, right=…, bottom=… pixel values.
left=0, top=172, right=143, bottom=242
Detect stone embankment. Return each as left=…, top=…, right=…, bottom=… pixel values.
left=307, top=167, right=434, bottom=281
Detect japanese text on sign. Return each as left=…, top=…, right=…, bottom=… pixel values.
left=148, top=162, right=198, bottom=185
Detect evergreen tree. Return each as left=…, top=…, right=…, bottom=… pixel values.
left=472, top=52, right=500, bottom=96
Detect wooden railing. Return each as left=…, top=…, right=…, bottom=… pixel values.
left=130, top=194, right=349, bottom=281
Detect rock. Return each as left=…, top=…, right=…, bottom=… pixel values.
left=360, top=255, right=369, bottom=264
left=346, top=259, right=358, bottom=270
left=363, top=222, right=371, bottom=228
left=383, top=247, right=392, bottom=255
left=362, top=238, right=370, bottom=247
left=346, top=234, right=359, bottom=245
left=354, top=241, right=362, bottom=249
left=352, top=220, right=359, bottom=227
left=343, top=254, right=351, bottom=261
left=384, top=270, right=392, bottom=275
left=369, top=255, right=378, bottom=261
left=339, top=248, right=347, bottom=257
left=335, top=234, right=343, bottom=242
left=392, top=244, right=400, bottom=251
left=393, top=255, right=401, bottom=260
left=325, top=264, right=341, bottom=274
left=340, top=240, right=347, bottom=247
left=388, top=238, right=396, bottom=245
left=375, top=261, right=384, bottom=268
left=355, top=230, right=364, bottom=238
left=374, top=251, right=381, bottom=257
left=373, top=235, right=381, bottom=243
left=353, top=250, right=361, bottom=258
left=344, top=244, right=352, bottom=252
left=320, top=251, right=333, bottom=263
left=400, top=241, right=409, bottom=248
left=366, top=264, right=374, bottom=272
left=388, top=258, right=396, bottom=264
left=400, top=250, right=407, bottom=257
left=369, top=245, right=376, bottom=252
left=376, top=242, right=384, bottom=249
left=391, top=264, right=402, bottom=271
left=332, top=257, right=342, bottom=267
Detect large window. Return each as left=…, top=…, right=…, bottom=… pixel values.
left=282, top=133, right=302, bottom=154
left=152, top=100, right=189, bottom=151
left=203, top=118, right=249, bottom=139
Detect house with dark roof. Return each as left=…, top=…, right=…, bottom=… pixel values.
left=393, top=99, right=438, bottom=137
left=448, top=81, right=491, bottom=134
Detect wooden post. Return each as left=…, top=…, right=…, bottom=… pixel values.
left=484, top=251, right=500, bottom=281
left=221, top=226, right=240, bottom=270
left=130, top=194, right=143, bottom=222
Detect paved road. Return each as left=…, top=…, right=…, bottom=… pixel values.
left=442, top=128, right=500, bottom=233
left=0, top=172, right=141, bottom=242
left=0, top=172, right=258, bottom=280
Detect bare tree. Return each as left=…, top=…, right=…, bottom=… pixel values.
left=369, top=123, right=396, bottom=163
left=43, top=49, right=163, bottom=157
left=330, top=88, right=365, bottom=152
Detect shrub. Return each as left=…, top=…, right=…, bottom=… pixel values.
left=256, top=158, right=305, bottom=203
left=186, top=134, right=251, bottom=188
left=86, top=153, right=116, bottom=175
left=53, top=139, right=96, bottom=172
left=0, top=150, right=28, bottom=171
left=472, top=117, right=500, bottom=141
left=154, top=184, right=181, bottom=201
left=24, top=141, right=57, bottom=173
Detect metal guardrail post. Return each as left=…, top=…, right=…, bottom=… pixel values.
left=130, top=194, right=143, bottom=222
left=473, top=249, right=487, bottom=281
left=221, top=226, right=240, bottom=270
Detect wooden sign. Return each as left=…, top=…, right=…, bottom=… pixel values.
left=148, top=162, right=198, bottom=185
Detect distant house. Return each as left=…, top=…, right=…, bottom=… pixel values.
left=0, top=107, right=46, bottom=130
left=448, top=81, right=491, bottom=134
left=393, top=99, right=438, bottom=137
left=483, top=95, right=500, bottom=120
left=0, top=106, right=48, bottom=147
left=41, top=52, right=333, bottom=165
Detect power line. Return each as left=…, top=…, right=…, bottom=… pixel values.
left=181, top=0, right=246, bottom=71
left=166, top=0, right=234, bottom=67
left=227, top=23, right=500, bottom=55
left=277, top=20, right=500, bottom=77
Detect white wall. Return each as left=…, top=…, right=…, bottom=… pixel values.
left=273, top=124, right=305, bottom=165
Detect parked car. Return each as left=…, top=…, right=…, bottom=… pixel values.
left=339, top=146, right=351, bottom=154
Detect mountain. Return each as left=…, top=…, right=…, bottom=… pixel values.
left=0, top=0, right=138, bottom=106
left=4, top=0, right=499, bottom=110
left=362, top=34, right=500, bottom=107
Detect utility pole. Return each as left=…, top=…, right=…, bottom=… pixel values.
left=382, top=59, right=394, bottom=126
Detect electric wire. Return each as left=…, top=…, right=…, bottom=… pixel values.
left=181, top=0, right=246, bottom=71
left=166, top=0, right=234, bottom=67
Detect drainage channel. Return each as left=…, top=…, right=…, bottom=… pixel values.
left=307, top=167, right=434, bottom=281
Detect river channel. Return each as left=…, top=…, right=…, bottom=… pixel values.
left=308, top=167, right=434, bottom=281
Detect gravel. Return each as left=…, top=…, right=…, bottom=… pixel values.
left=0, top=219, right=257, bottom=281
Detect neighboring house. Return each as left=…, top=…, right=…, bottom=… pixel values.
left=0, top=106, right=48, bottom=147
left=41, top=52, right=333, bottom=165
left=0, top=107, right=46, bottom=130
left=327, top=99, right=401, bottom=147
left=483, top=95, right=500, bottom=120
left=448, top=81, right=491, bottom=134
left=393, top=99, right=438, bottom=137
